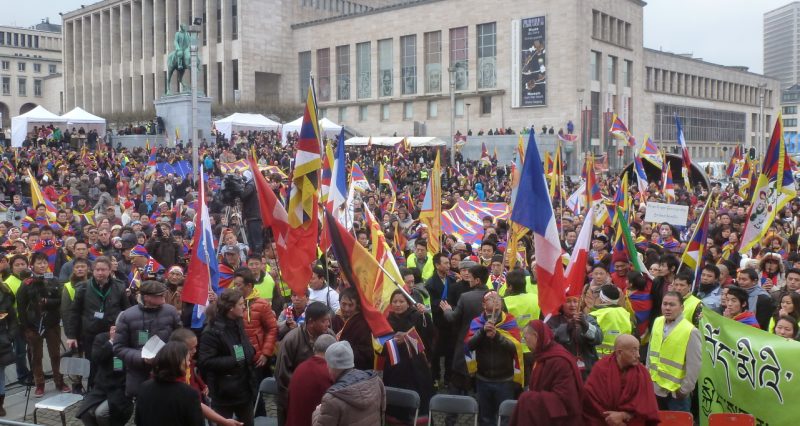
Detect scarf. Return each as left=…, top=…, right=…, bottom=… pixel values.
left=465, top=311, right=524, bottom=387
left=733, top=311, right=760, bottom=328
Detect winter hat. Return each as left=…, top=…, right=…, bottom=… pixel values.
left=325, top=341, right=355, bottom=370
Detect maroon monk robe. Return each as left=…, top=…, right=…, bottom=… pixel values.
left=285, top=355, right=333, bottom=426
left=582, top=354, right=660, bottom=426
left=510, top=320, right=585, bottom=426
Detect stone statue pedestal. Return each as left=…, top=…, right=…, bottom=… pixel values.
left=153, top=94, right=212, bottom=146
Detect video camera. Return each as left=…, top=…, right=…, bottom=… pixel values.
left=220, top=174, right=245, bottom=205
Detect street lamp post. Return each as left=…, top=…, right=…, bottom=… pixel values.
left=448, top=66, right=456, bottom=166
left=187, top=23, right=201, bottom=184
left=758, top=84, right=766, bottom=157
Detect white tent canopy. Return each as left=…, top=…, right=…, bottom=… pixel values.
left=281, top=116, right=343, bottom=142
left=344, top=136, right=446, bottom=147
left=61, top=107, right=107, bottom=134
left=214, top=113, right=281, bottom=138
left=11, top=106, right=67, bottom=147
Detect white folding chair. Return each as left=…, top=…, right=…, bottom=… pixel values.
left=428, top=394, right=478, bottom=426
left=254, top=377, right=278, bottom=426
left=33, top=357, right=90, bottom=426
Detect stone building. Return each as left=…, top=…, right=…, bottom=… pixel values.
left=0, top=19, right=63, bottom=129
left=61, top=0, right=778, bottom=164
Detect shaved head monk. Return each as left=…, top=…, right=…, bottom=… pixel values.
left=582, top=334, right=660, bottom=426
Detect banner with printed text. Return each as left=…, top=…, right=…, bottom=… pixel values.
left=519, top=16, right=546, bottom=107
left=699, top=308, right=800, bottom=426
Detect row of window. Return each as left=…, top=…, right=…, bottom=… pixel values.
left=301, top=0, right=372, bottom=14
left=591, top=10, right=632, bottom=49
left=299, top=23, right=498, bottom=102
left=0, top=60, right=57, bottom=74
left=1, top=76, right=43, bottom=97
left=654, top=103, right=746, bottom=143
left=0, top=31, right=40, bottom=49
left=320, top=95, right=494, bottom=123
left=589, top=51, right=632, bottom=86
left=645, top=66, right=769, bottom=107
left=784, top=118, right=797, bottom=127
left=783, top=105, right=797, bottom=114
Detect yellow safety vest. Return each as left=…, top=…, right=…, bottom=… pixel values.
left=649, top=316, right=693, bottom=392
left=682, top=295, right=702, bottom=326
left=503, top=292, right=540, bottom=354
left=253, top=273, right=275, bottom=301
left=64, top=282, right=76, bottom=301
left=4, top=275, right=21, bottom=308
left=407, top=253, right=435, bottom=281
left=499, top=276, right=538, bottom=297
left=266, top=263, right=291, bottom=297
left=590, top=306, right=633, bottom=356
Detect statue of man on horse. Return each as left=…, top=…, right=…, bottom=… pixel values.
left=166, top=25, right=198, bottom=95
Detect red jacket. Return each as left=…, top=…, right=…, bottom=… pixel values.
left=243, top=293, right=278, bottom=359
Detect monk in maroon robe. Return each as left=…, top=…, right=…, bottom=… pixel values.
left=285, top=335, right=335, bottom=426
left=510, top=320, right=584, bottom=426
left=583, top=334, right=660, bottom=426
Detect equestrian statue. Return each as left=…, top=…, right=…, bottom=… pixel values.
left=166, top=25, right=200, bottom=95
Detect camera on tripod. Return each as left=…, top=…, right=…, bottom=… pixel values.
left=220, top=174, right=245, bottom=205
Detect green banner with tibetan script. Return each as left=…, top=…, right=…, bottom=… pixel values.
left=699, top=308, right=800, bottom=426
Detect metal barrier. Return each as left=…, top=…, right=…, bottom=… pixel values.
left=0, top=419, right=41, bottom=426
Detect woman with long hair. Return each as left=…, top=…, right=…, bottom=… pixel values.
left=383, top=289, right=434, bottom=424
left=135, top=341, right=203, bottom=425
left=770, top=292, right=800, bottom=333
left=198, top=289, right=256, bottom=426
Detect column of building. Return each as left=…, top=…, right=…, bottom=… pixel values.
left=192, top=0, right=205, bottom=99
left=154, top=0, right=167, bottom=98
left=121, top=3, right=132, bottom=112
left=131, top=0, right=143, bottom=112
left=142, top=0, right=155, bottom=108
left=220, top=0, right=233, bottom=104
left=64, top=20, right=75, bottom=110
left=91, top=12, right=102, bottom=113
left=204, top=0, right=219, bottom=104
left=110, top=6, right=121, bottom=114
left=166, top=0, right=178, bottom=94
left=100, top=9, right=112, bottom=114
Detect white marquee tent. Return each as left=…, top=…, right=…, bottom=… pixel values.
left=61, top=107, right=107, bottom=134
left=214, top=113, right=281, bottom=138
left=344, top=136, right=446, bottom=147
left=281, top=116, right=343, bottom=143
left=11, top=106, right=67, bottom=147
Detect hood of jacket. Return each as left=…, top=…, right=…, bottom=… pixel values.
left=327, top=369, right=381, bottom=410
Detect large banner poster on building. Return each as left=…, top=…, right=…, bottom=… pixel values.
left=520, top=16, right=546, bottom=107
left=698, top=308, right=800, bottom=426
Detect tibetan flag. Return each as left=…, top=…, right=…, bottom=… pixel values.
left=565, top=208, right=593, bottom=297
left=218, top=263, right=235, bottom=289
left=379, top=163, right=397, bottom=211
left=492, top=147, right=498, bottom=162
left=285, top=82, right=321, bottom=291
left=548, top=142, right=563, bottom=201
left=419, top=152, right=442, bottom=254
left=680, top=195, right=713, bottom=286
left=364, top=207, right=404, bottom=305
left=663, top=166, right=675, bottom=203
left=566, top=182, right=586, bottom=215
left=675, top=114, right=692, bottom=172
left=350, top=162, right=370, bottom=193
left=726, top=145, right=743, bottom=178
left=740, top=116, right=797, bottom=253
left=480, top=143, right=491, bottom=165
left=613, top=172, right=629, bottom=221
left=325, top=212, right=394, bottom=340
left=33, top=239, right=59, bottom=273
left=144, top=146, right=158, bottom=180
left=510, top=130, right=565, bottom=315
left=175, top=127, right=181, bottom=142
left=28, top=171, right=57, bottom=221
left=320, top=141, right=334, bottom=205
left=544, top=151, right=553, bottom=177
left=609, top=113, right=636, bottom=147
left=145, top=139, right=150, bottom=153
left=72, top=210, right=95, bottom=226
left=405, top=327, right=426, bottom=356
left=638, top=135, right=663, bottom=169
left=182, top=169, right=221, bottom=328
left=465, top=312, right=524, bottom=387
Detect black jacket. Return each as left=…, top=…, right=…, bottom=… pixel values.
left=145, top=235, right=181, bottom=269
left=198, top=316, right=256, bottom=407
left=466, top=316, right=517, bottom=381
left=239, top=180, right=261, bottom=221
left=77, top=332, right=133, bottom=425
left=65, top=277, right=130, bottom=340
left=16, top=275, right=61, bottom=331
left=134, top=380, right=203, bottom=426
left=0, top=287, right=18, bottom=367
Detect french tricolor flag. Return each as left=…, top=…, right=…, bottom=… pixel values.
left=182, top=168, right=220, bottom=328
left=510, top=130, right=566, bottom=315
left=385, top=338, right=401, bottom=366
left=564, top=208, right=594, bottom=298
left=676, top=114, right=692, bottom=171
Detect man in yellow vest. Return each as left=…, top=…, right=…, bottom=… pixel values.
left=5, top=254, right=31, bottom=384
left=407, top=239, right=434, bottom=281
left=669, top=271, right=703, bottom=327
left=647, top=291, right=702, bottom=412
left=589, top=285, right=634, bottom=357
left=502, top=269, right=539, bottom=382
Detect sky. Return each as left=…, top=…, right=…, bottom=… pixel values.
left=5, top=0, right=796, bottom=75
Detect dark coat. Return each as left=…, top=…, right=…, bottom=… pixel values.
left=145, top=235, right=182, bottom=269
left=16, top=275, right=61, bottom=331
left=77, top=332, right=133, bottom=426
left=337, top=312, right=375, bottom=371
left=134, top=380, right=204, bottom=426
left=113, top=303, right=181, bottom=397
left=197, top=316, right=256, bottom=407
left=0, top=287, right=17, bottom=367
left=444, top=285, right=488, bottom=377
left=65, top=277, right=129, bottom=340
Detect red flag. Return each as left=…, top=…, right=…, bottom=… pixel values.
left=248, top=156, right=309, bottom=295
left=564, top=209, right=593, bottom=297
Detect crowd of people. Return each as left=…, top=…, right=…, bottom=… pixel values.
left=0, top=122, right=793, bottom=426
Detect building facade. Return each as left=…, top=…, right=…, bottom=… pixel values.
left=0, top=20, right=63, bottom=129
left=764, top=2, right=800, bottom=89
left=62, top=0, right=778, bottom=165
